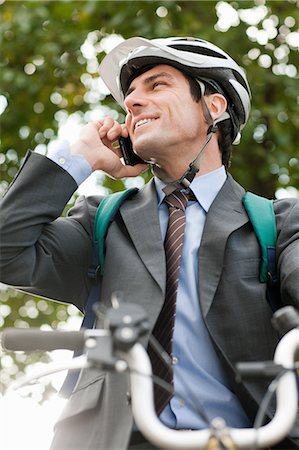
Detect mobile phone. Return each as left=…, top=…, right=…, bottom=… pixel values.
left=118, top=136, right=145, bottom=166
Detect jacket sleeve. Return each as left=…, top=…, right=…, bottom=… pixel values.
left=275, top=198, right=299, bottom=308
left=0, top=151, right=98, bottom=312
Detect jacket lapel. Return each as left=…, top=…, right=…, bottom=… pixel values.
left=199, top=175, right=249, bottom=317
left=119, top=179, right=166, bottom=292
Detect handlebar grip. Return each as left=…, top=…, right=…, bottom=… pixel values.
left=236, top=361, right=284, bottom=379
left=1, top=328, right=85, bottom=352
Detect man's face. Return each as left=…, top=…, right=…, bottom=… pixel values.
left=124, top=65, right=206, bottom=164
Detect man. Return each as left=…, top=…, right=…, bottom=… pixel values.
left=0, top=37, right=298, bottom=450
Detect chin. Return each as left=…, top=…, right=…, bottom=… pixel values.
left=133, top=135, right=162, bottom=159
left=133, top=143, right=153, bottom=161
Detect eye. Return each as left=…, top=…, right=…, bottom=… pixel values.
left=153, top=81, right=166, bottom=89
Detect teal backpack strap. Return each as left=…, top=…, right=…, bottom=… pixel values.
left=94, top=187, right=139, bottom=275
left=243, top=192, right=276, bottom=282
left=243, top=192, right=281, bottom=312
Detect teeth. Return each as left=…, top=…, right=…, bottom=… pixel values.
left=135, top=118, right=156, bottom=129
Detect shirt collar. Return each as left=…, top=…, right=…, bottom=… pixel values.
left=154, top=166, right=227, bottom=213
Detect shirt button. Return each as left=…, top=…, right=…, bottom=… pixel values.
left=172, top=356, right=179, bottom=365
left=58, top=157, right=66, bottom=165
left=179, top=399, right=185, bottom=407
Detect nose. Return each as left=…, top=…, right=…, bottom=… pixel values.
left=124, top=88, right=148, bottom=115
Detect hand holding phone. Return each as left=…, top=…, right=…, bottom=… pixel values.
left=119, top=136, right=145, bottom=166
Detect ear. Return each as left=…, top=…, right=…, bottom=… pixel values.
left=206, top=93, right=227, bottom=121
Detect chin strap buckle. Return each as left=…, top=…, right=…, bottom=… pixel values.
left=207, top=124, right=219, bottom=135
left=179, top=163, right=200, bottom=188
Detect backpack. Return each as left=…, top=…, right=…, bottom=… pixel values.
left=60, top=188, right=280, bottom=397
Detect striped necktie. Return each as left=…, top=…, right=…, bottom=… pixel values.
left=149, top=190, right=190, bottom=414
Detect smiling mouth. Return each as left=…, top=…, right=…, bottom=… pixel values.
left=134, top=118, right=157, bottom=131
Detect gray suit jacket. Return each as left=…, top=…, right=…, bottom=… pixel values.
left=1, top=151, right=299, bottom=450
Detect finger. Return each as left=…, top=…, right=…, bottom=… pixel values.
left=120, top=124, right=129, bottom=138
left=106, top=122, right=122, bottom=141
left=95, top=119, right=104, bottom=127
left=111, top=144, right=123, bottom=159
left=98, top=117, right=115, bottom=138
left=98, top=117, right=121, bottom=140
left=113, top=162, right=148, bottom=179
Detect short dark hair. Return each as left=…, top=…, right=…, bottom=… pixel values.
left=183, top=72, right=233, bottom=169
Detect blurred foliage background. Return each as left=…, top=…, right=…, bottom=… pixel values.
left=0, top=0, right=298, bottom=399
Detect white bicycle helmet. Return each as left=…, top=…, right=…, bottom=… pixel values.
left=99, top=36, right=251, bottom=146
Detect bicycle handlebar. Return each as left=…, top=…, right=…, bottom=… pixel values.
left=2, top=328, right=86, bottom=351
left=1, top=305, right=299, bottom=450
left=121, top=329, right=299, bottom=449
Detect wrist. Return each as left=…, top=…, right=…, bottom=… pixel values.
left=70, top=141, right=99, bottom=172
left=47, top=140, right=92, bottom=185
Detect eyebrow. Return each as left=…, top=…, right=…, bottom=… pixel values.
left=125, top=72, right=175, bottom=97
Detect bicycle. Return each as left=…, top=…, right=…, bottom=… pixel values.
left=2, top=302, right=299, bottom=450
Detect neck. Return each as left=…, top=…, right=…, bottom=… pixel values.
left=152, top=135, right=222, bottom=183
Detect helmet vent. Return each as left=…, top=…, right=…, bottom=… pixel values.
left=168, top=44, right=227, bottom=59
left=172, top=37, right=206, bottom=43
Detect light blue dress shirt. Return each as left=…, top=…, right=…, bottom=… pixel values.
left=155, top=170, right=251, bottom=429
left=46, top=143, right=251, bottom=429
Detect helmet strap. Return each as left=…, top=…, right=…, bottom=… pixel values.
left=153, top=86, right=218, bottom=195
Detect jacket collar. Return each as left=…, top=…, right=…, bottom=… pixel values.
left=154, top=165, right=227, bottom=213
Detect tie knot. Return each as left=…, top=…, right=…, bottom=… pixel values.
left=164, top=191, right=189, bottom=211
